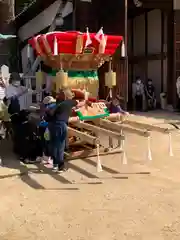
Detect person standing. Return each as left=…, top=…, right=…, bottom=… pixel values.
left=47, top=88, right=92, bottom=172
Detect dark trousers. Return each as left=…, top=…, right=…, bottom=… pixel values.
left=49, top=121, right=67, bottom=166
left=135, top=95, right=143, bottom=111
left=12, top=123, right=29, bottom=158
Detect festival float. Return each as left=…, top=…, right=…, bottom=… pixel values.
left=28, top=28, right=129, bottom=170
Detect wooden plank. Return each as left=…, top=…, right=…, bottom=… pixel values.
left=98, top=119, right=150, bottom=137
left=72, top=121, right=124, bottom=140
left=65, top=148, right=123, bottom=160
left=68, top=127, right=98, bottom=145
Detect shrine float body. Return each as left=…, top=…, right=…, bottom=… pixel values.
left=29, top=29, right=129, bottom=169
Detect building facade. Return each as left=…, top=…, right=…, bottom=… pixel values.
left=16, top=0, right=180, bottom=108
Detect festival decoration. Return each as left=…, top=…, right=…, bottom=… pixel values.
left=105, top=60, right=116, bottom=98
left=28, top=29, right=127, bottom=170
left=28, top=30, right=122, bottom=70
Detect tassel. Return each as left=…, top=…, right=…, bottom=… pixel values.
left=121, top=138, right=127, bottom=165
left=54, top=36, right=58, bottom=56
left=147, top=136, right=152, bottom=161
left=96, top=144, right=103, bottom=172
left=121, top=41, right=125, bottom=57
left=168, top=132, right=173, bottom=157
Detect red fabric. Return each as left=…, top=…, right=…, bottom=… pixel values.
left=28, top=31, right=123, bottom=57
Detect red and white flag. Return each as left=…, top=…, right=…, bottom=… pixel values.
left=95, top=27, right=104, bottom=42
left=85, top=27, right=92, bottom=47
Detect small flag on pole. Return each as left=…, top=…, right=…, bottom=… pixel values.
left=95, top=27, right=104, bottom=42
left=54, top=36, right=58, bottom=55
left=96, top=27, right=107, bottom=53
left=85, top=27, right=92, bottom=47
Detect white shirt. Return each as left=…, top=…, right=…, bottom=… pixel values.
left=5, top=85, right=32, bottom=110
left=0, top=86, right=5, bottom=100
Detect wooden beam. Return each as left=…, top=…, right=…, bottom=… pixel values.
left=98, top=119, right=150, bottom=137
left=72, top=121, right=124, bottom=140
left=129, top=53, right=167, bottom=63
left=68, top=127, right=99, bottom=145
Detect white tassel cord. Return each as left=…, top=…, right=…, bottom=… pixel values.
left=96, top=143, right=103, bottom=172
left=147, top=136, right=152, bottom=161
left=121, top=138, right=127, bottom=165
left=168, top=132, right=173, bottom=157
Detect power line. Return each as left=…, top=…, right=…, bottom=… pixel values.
left=10, top=0, right=37, bottom=22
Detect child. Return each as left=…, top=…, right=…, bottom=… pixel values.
left=38, top=96, right=56, bottom=164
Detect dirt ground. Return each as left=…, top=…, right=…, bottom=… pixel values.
left=1, top=130, right=180, bottom=240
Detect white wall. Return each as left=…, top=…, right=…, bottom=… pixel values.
left=133, top=14, right=145, bottom=56
left=18, top=0, right=73, bottom=41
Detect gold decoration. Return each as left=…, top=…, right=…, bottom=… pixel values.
left=75, top=34, right=83, bottom=53
left=34, top=38, right=46, bottom=59
left=55, top=70, right=68, bottom=92
left=98, top=36, right=107, bottom=54
left=105, top=71, right=116, bottom=88
left=35, top=71, right=44, bottom=89
left=42, top=36, right=53, bottom=58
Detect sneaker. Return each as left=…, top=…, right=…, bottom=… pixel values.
left=52, top=164, right=58, bottom=172
left=58, top=164, right=68, bottom=172
left=41, top=156, right=50, bottom=164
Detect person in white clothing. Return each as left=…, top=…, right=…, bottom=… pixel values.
left=5, top=73, right=30, bottom=110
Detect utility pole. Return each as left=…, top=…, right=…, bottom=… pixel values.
left=124, top=0, right=128, bottom=109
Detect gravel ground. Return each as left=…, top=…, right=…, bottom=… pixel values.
left=1, top=131, right=180, bottom=240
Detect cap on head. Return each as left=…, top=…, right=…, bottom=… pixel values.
left=43, top=96, right=56, bottom=105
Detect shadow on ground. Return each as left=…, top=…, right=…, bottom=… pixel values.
left=0, top=139, right=151, bottom=190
